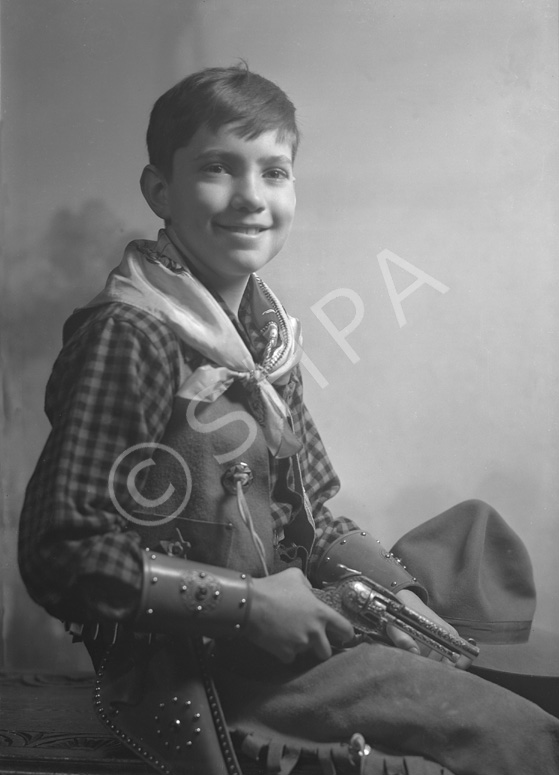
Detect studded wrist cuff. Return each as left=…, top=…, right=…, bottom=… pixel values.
left=314, top=530, right=428, bottom=601
left=135, top=549, right=252, bottom=638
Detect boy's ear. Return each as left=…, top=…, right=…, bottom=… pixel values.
left=140, top=165, right=171, bottom=220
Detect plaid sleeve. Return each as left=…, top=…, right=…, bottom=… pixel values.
left=18, top=304, right=182, bottom=624
left=286, top=366, right=362, bottom=578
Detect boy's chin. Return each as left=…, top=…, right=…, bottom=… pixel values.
left=222, top=249, right=281, bottom=276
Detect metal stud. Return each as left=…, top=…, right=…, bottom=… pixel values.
left=151, top=576, right=158, bottom=584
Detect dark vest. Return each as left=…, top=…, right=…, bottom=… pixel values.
left=132, top=379, right=315, bottom=577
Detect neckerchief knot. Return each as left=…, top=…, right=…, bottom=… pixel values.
left=81, top=230, right=303, bottom=458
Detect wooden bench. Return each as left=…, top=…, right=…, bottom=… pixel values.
left=0, top=673, right=322, bottom=775
left=0, top=673, right=153, bottom=775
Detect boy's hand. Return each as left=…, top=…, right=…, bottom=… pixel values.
left=246, top=568, right=355, bottom=664
left=389, top=589, right=472, bottom=670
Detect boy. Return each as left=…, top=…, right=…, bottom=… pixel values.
left=18, top=66, right=559, bottom=775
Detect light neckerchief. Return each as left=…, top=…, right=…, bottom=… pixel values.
left=82, top=230, right=303, bottom=459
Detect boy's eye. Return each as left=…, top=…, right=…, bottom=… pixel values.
left=264, top=168, right=291, bottom=180
left=203, top=163, right=227, bottom=174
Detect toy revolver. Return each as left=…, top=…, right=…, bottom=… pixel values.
left=315, top=564, right=480, bottom=665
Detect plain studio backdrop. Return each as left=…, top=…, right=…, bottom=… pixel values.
left=1, top=0, right=557, bottom=671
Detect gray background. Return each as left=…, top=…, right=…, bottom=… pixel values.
left=1, top=0, right=557, bottom=672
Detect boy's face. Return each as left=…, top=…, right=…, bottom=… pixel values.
left=159, top=124, right=296, bottom=290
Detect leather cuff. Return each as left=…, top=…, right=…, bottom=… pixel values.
left=314, top=530, right=428, bottom=601
left=135, top=549, right=252, bottom=638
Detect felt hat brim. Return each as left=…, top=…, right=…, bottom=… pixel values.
left=468, top=627, right=559, bottom=718
left=470, top=627, right=559, bottom=678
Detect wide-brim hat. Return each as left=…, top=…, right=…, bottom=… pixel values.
left=391, top=500, right=559, bottom=717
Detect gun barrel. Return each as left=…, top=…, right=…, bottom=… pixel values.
left=338, top=575, right=480, bottom=662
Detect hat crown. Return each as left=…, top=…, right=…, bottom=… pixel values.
left=392, top=500, right=536, bottom=644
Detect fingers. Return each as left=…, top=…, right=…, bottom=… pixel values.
left=294, top=603, right=353, bottom=663
left=310, top=629, right=334, bottom=662
left=386, top=623, right=420, bottom=655
left=392, top=590, right=473, bottom=668
left=270, top=619, right=336, bottom=664
left=323, top=606, right=355, bottom=649
left=246, top=569, right=354, bottom=664
left=387, top=626, right=473, bottom=669
left=454, top=654, right=473, bottom=671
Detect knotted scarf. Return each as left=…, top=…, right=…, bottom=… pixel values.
left=83, top=230, right=303, bottom=458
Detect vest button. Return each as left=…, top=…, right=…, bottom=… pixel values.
left=221, top=462, right=254, bottom=494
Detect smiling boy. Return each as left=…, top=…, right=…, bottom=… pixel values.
left=141, top=125, right=296, bottom=313
left=18, top=66, right=559, bottom=775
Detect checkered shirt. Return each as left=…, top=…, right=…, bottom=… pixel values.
left=18, top=290, right=360, bottom=624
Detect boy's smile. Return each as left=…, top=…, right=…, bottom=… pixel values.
left=153, top=124, right=296, bottom=307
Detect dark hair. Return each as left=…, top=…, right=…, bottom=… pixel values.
left=146, top=65, right=300, bottom=178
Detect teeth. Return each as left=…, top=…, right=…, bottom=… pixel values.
left=222, top=226, right=262, bottom=235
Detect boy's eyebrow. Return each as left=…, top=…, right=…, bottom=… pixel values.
left=262, top=154, right=293, bottom=166
left=193, top=149, right=293, bottom=165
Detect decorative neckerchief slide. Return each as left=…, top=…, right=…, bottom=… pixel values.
left=83, top=230, right=303, bottom=459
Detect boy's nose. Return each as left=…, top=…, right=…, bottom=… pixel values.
left=231, top=175, right=265, bottom=212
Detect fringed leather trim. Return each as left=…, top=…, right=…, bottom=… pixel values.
left=232, top=730, right=359, bottom=775
left=232, top=730, right=455, bottom=775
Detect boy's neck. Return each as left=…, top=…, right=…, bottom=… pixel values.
left=166, top=227, right=248, bottom=316
left=205, top=276, right=248, bottom=317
